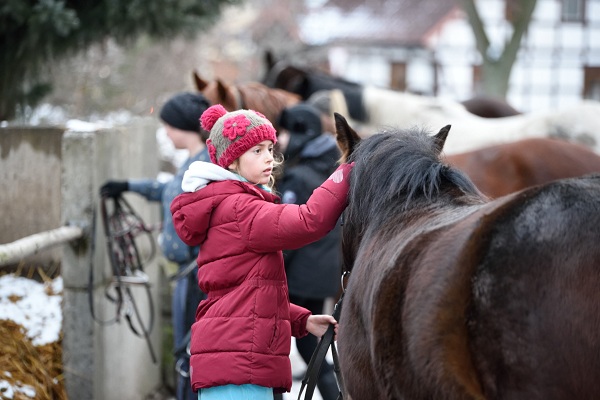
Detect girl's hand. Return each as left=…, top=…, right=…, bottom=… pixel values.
left=306, top=314, right=338, bottom=340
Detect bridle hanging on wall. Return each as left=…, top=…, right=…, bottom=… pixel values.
left=91, top=194, right=159, bottom=363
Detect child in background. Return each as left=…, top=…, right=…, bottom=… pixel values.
left=100, top=92, right=210, bottom=400
left=170, top=104, right=353, bottom=400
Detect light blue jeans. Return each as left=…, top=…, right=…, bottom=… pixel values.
left=198, top=384, right=274, bottom=400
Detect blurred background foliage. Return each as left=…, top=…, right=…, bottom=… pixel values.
left=0, top=0, right=241, bottom=121
left=1, top=0, right=540, bottom=124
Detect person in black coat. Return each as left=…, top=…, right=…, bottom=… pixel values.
left=276, top=103, right=342, bottom=400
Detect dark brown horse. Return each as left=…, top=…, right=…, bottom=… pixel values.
left=193, top=71, right=300, bottom=130
left=263, top=56, right=520, bottom=119
left=445, top=137, right=600, bottom=198
left=334, top=113, right=600, bottom=400
left=264, top=62, right=369, bottom=121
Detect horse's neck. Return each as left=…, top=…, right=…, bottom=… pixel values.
left=413, top=202, right=480, bottom=228
left=363, top=201, right=481, bottom=242
left=354, top=202, right=482, bottom=277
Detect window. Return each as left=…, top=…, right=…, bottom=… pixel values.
left=584, top=66, right=600, bottom=101
left=472, top=64, right=483, bottom=94
left=390, top=62, right=407, bottom=91
left=562, top=0, right=586, bottom=22
left=505, top=0, right=518, bottom=22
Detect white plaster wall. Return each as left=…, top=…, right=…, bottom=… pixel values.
left=432, top=0, right=600, bottom=111
left=318, top=0, right=600, bottom=113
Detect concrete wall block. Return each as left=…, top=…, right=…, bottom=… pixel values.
left=0, top=127, right=64, bottom=267
left=61, top=118, right=164, bottom=400
left=62, top=289, right=95, bottom=400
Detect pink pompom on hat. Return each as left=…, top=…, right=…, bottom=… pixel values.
left=201, top=104, right=278, bottom=169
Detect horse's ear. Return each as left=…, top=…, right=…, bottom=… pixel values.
left=193, top=70, right=207, bottom=91
left=433, top=125, right=451, bottom=154
left=334, top=112, right=361, bottom=163
left=216, top=79, right=229, bottom=103
left=264, top=49, right=276, bottom=70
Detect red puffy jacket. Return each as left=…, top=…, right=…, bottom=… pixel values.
left=170, top=163, right=352, bottom=393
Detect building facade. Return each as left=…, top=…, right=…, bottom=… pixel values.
left=295, top=0, right=600, bottom=112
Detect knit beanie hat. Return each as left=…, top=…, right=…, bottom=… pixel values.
left=278, top=103, right=322, bottom=160
left=201, top=104, right=278, bottom=169
left=159, top=92, right=210, bottom=134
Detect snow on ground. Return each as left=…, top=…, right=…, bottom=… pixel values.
left=0, top=376, right=36, bottom=400
left=0, top=274, right=63, bottom=346
left=0, top=274, right=63, bottom=399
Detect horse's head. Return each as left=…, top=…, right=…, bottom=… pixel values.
left=193, top=71, right=240, bottom=111
left=334, top=114, right=483, bottom=270
left=266, top=65, right=311, bottom=99
left=193, top=70, right=301, bottom=131
left=262, top=51, right=308, bottom=93
left=334, top=111, right=451, bottom=161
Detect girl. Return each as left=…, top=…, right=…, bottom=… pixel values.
left=170, top=104, right=353, bottom=400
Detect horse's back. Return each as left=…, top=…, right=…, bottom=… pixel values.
left=468, top=174, right=600, bottom=399
left=460, top=95, right=521, bottom=118
left=446, top=138, right=600, bottom=198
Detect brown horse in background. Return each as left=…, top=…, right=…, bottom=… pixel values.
left=193, top=71, right=300, bottom=130
left=334, top=113, right=600, bottom=400
left=446, top=137, right=600, bottom=198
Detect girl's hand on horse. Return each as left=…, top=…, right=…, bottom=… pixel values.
left=306, top=314, right=338, bottom=340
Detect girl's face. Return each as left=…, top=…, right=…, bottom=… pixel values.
left=229, top=140, right=274, bottom=185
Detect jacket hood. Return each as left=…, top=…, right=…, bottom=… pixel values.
left=181, top=161, right=240, bottom=192
left=172, top=173, right=280, bottom=247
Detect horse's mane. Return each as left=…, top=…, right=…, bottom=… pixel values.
left=346, top=127, right=484, bottom=229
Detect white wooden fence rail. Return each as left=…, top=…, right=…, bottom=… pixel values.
left=0, top=226, right=83, bottom=267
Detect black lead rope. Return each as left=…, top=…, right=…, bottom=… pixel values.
left=297, top=294, right=345, bottom=400
left=297, top=213, right=350, bottom=400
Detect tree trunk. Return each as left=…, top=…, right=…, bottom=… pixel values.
left=480, top=61, right=511, bottom=98
left=461, top=0, right=538, bottom=99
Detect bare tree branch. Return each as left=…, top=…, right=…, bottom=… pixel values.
left=461, top=0, right=491, bottom=61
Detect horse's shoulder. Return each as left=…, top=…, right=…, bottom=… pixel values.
left=465, top=175, right=600, bottom=250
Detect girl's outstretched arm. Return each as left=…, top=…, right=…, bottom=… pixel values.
left=248, top=162, right=354, bottom=252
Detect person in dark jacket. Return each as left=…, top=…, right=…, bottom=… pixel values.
left=170, top=104, right=353, bottom=400
left=276, top=103, right=343, bottom=400
left=100, top=92, right=210, bottom=400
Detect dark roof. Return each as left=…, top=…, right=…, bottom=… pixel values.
left=299, top=0, right=459, bottom=46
